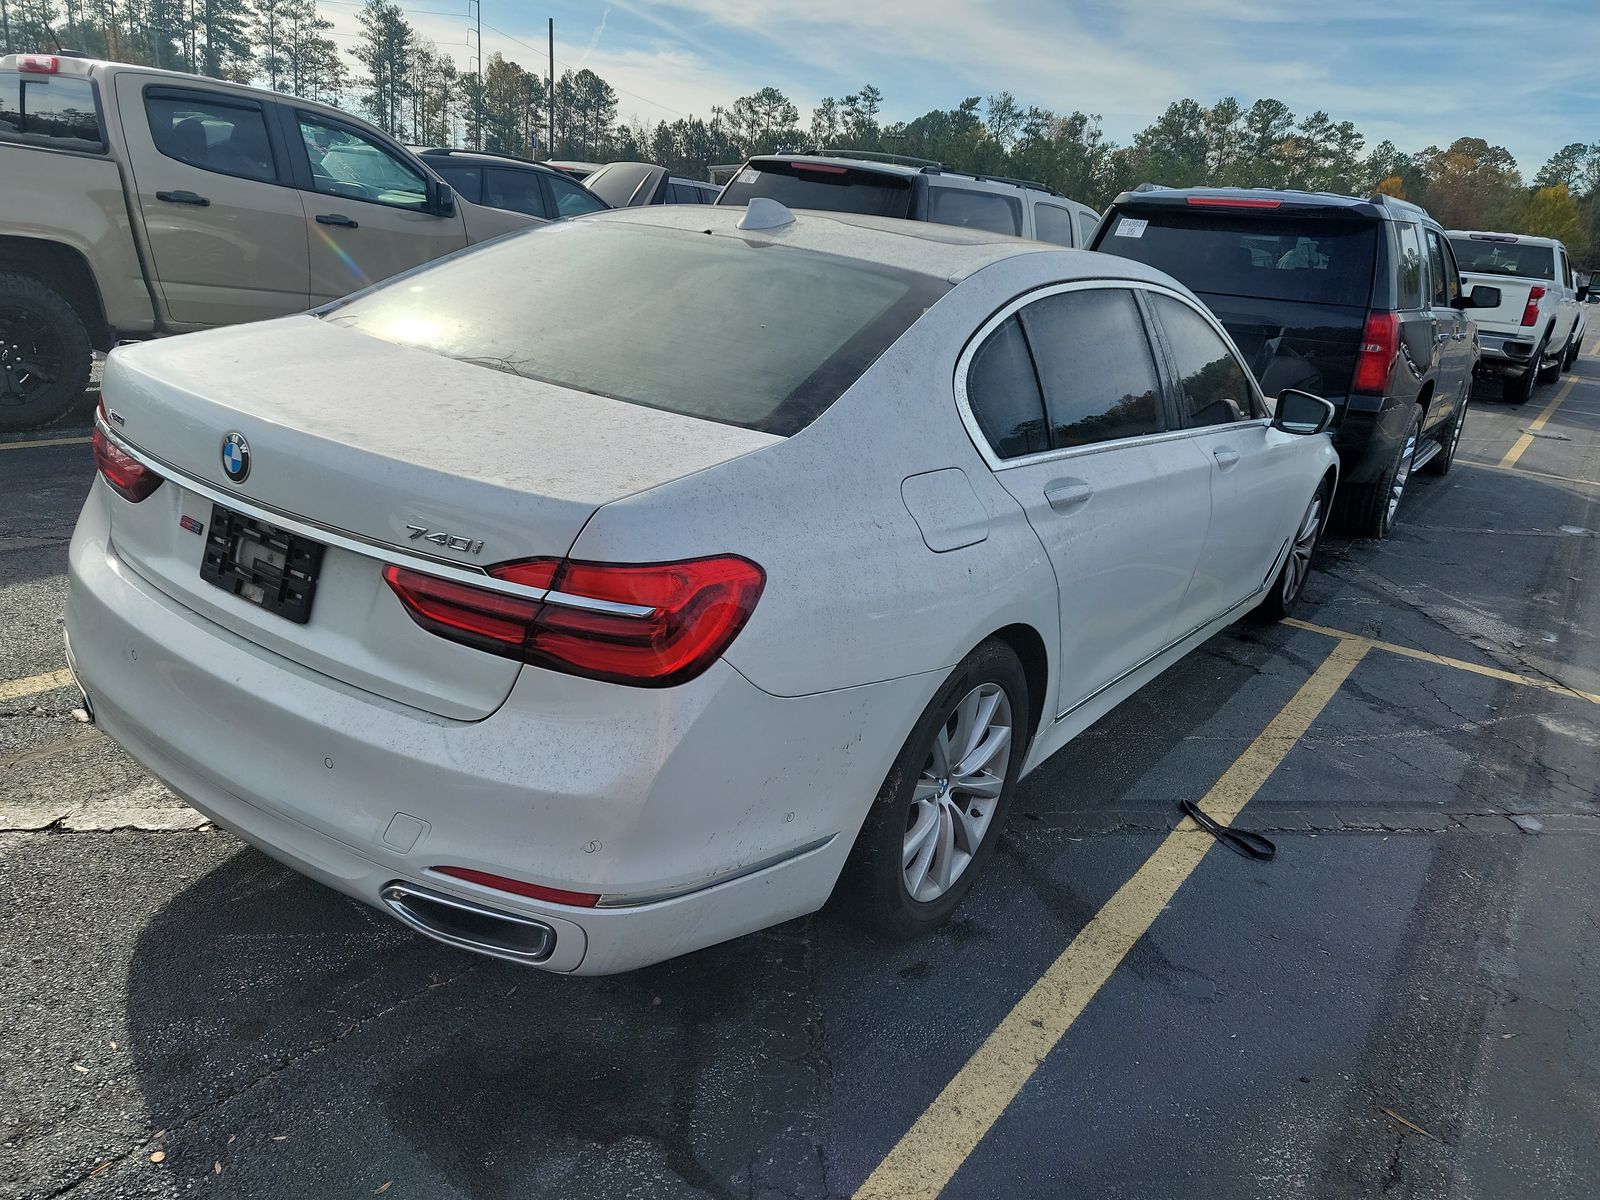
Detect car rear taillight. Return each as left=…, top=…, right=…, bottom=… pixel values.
left=383, top=554, right=765, bottom=687
left=1520, top=286, right=1545, bottom=327
left=1353, top=311, right=1400, bottom=395
left=1185, top=195, right=1282, bottom=208
left=790, top=161, right=848, bottom=173
left=92, top=426, right=163, bottom=502
left=432, top=865, right=600, bottom=908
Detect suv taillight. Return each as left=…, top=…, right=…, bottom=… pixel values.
left=92, top=426, right=163, bottom=502
left=1520, top=286, right=1545, bottom=327
left=383, top=554, right=765, bottom=687
left=1352, top=311, right=1400, bottom=395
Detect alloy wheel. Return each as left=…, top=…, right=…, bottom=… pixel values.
left=902, top=682, right=1013, bottom=903
left=0, top=308, right=62, bottom=409
left=1283, top=492, right=1324, bottom=605
left=1387, top=426, right=1418, bottom=526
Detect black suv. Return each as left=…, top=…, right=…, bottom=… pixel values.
left=1090, top=188, right=1500, bottom=537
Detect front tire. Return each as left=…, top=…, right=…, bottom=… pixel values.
left=846, top=640, right=1030, bottom=939
left=1421, top=392, right=1467, bottom=476
left=1334, top=403, right=1422, bottom=539
left=1254, top=481, right=1329, bottom=621
left=0, top=273, right=93, bottom=434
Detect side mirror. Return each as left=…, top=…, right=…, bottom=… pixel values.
left=1456, top=284, right=1500, bottom=310
left=1579, top=286, right=1591, bottom=302
left=426, top=176, right=456, bottom=218
left=1272, top=388, right=1336, bottom=435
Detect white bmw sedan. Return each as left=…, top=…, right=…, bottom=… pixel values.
left=66, top=203, right=1338, bottom=974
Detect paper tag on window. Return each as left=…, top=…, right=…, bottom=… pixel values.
left=1115, top=217, right=1148, bottom=238
left=737, top=168, right=760, bottom=184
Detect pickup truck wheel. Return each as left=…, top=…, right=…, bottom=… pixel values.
left=1502, top=340, right=1544, bottom=406
left=0, top=274, right=93, bottom=433
left=1333, top=403, right=1422, bottom=539
left=1561, top=331, right=1580, bottom=372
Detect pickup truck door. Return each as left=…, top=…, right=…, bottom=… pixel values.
left=114, top=78, right=311, bottom=326
left=282, top=109, right=469, bottom=304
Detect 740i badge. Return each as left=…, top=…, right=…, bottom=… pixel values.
left=406, top=524, right=485, bottom=555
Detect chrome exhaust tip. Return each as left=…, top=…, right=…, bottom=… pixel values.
left=380, top=881, right=556, bottom=965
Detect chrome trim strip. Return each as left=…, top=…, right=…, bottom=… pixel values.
left=380, top=881, right=556, bottom=965
left=594, top=834, right=838, bottom=908
left=951, top=279, right=1270, bottom=473
left=96, top=419, right=656, bottom=617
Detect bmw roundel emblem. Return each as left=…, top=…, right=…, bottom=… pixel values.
left=221, top=432, right=251, bottom=483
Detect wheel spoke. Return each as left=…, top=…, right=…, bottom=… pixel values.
left=949, top=797, right=988, bottom=853
left=954, top=769, right=1004, bottom=801
left=903, top=802, right=939, bottom=870
left=950, top=688, right=982, bottom=763
left=929, top=725, right=952, bottom=778
left=928, top=803, right=957, bottom=893
left=954, top=724, right=1010, bottom=781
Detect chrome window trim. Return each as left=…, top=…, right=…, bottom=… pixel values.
left=95, top=418, right=655, bottom=617
left=953, top=278, right=1268, bottom=472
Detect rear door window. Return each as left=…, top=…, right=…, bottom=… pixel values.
left=146, top=91, right=277, bottom=183
left=1020, top=288, right=1164, bottom=448
left=431, top=161, right=482, bottom=204
left=927, top=185, right=1021, bottom=236
left=484, top=167, right=551, bottom=218
left=0, top=71, right=105, bottom=151
left=717, top=160, right=913, bottom=217
left=1077, top=209, right=1099, bottom=246
left=1424, top=229, right=1457, bottom=306
left=966, top=316, right=1049, bottom=458
left=1033, top=203, right=1076, bottom=246
left=1395, top=222, right=1425, bottom=310
left=1100, top=211, right=1378, bottom=307
left=1150, top=294, right=1257, bottom=426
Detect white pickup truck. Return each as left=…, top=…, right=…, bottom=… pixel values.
left=1447, top=230, right=1586, bottom=404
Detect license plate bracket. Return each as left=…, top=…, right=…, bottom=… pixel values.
left=199, top=503, right=325, bottom=624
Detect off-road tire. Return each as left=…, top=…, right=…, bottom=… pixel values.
left=1333, top=403, right=1423, bottom=539
left=845, top=639, right=1030, bottom=939
left=1502, top=339, right=1544, bottom=406
left=0, top=273, right=93, bottom=434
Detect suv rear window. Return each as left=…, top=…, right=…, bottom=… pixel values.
left=0, top=70, right=104, bottom=152
left=1447, top=237, right=1555, bottom=280
left=926, top=185, right=1020, bottom=236
left=324, top=220, right=949, bottom=436
left=718, top=160, right=913, bottom=218
left=1102, top=210, right=1378, bottom=307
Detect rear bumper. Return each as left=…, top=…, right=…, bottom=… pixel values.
left=65, top=482, right=937, bottom=973
left=1475, top=331, right=1538, bottom=371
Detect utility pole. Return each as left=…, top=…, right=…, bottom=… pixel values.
left=475, top=0, right=483, bottom=149
left=547, top=17, right=554, bottom=162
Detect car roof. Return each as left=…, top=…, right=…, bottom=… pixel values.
left=413, top=147, right=556, bottom=172
left=1112, top=185, right=1435, bottom=224
left=748, top=152, right=1074, bottom=201
left=582, top=204, right=1181, bottom=287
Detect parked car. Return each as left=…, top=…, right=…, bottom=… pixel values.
left=583, top=161, right=720, bottom=207
left=0, top=52, right=534, bottom=432
left=715, top=151, right=1101, bottom=246
left=1092, top=187, right=1499, bottom=538
left=546, top=159, right=604, bottom=181
left=413, top=147, right=608, bottom=220
left=67, top=202, right=1337, bottom=974
left=1447, top=230, right=1585, bottom=403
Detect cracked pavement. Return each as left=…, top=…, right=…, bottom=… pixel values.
left=1, top=363, right=1598, bottom=1198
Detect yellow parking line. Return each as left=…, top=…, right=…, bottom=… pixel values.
left=0, top=669, right=75, bottom=702
left=1455, top=459, right=1600, bottom=490
left=854, top=637, right=1369, bottom=1199
left=0, top=435, right=92, bottom=452
left=1498, top=376, right=1578, bottom=469
left=1285, top=619, right=1600, bottom=706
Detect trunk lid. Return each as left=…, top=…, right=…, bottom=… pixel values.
left=100, top=316, right=779, bottom=719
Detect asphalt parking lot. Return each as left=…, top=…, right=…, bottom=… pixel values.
left=3, top=355, right=1598, bottom=1200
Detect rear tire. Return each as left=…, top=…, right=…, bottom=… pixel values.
left=1537, top=332, right=1562, bottom=385
left=1503, top=354, right=1540, bottom=406
left=1562, top=331, right=1580, bottom=372
left=1333, top=403, right=1422, bottom=539
left=845, top=640, right=1029, bottom=939
left=0, top=273, right=93, bottom=434
left=1253, top=480, right=1330, bottom=622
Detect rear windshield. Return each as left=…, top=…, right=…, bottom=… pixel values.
left=0, top=70, right=104, bottom=152
left=323, top=220, right=949, bottom=436
left=1447, top=237, right=1555, bottom=280
left=718, top=161, right=913, bottom=218
left=1101, top=210, right=1377, bottom=307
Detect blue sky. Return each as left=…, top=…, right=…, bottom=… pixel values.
left=326, top=0, right=1597, bottom=175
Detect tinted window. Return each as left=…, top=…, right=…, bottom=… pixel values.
left=1021, top=289, right=1163, bottom=448
left=1077, top=210, right=1099, bottom=246
left=547, top=173, right=605, bottom=217
left=717, top=161, right=913, bottom=217
left=1447, top=237, right=1556, bottom=280
left=967, top=317, right=1049, bottom=459
left=1034, top=204, right=1075, bottom=246
left=146, top=92, right=276, bottom=182
left=585, top=162, right=665, bottom=208
left=431, top=162, right=482, bottom=204
left=0, top=71, right=104, bottom=151
left=1395, top=222, right=1424, bottom=310
left=325, top=221, right=949, bottom=436
left=1433, top=232, right=1461, bottom=303
left=1423, top=229, right=1457, bottom=305
left=1101, top=211, right=1378, bottom=307
left=1152, top=295, right=1255, bottom=426
left=484, top=167, right=550, bottom=217
left=927, top=186, right=1021, bottom=236
left=299, top=115, right=426, bottom=209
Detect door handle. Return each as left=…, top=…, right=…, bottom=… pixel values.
left=1043, top=479, right=1092, bottom=513
left=316, top=213, right=359, bottom=228
left=155, top=190, right=209, bottom=206
left=1212, top=447, right=1240, bottom=469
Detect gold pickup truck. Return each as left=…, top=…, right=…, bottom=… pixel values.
left=0, top=52, right=536, bottom=431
